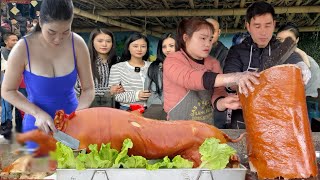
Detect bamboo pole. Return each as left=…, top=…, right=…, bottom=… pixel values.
left=73, top=27, right=131, bottom=32
left=161, top=0, right=170, bottom=8
left=234, top=0, right=246, bottom=28
left=309, top=14, right=320, bottom=26
left=73, top=26, right=320, bottom=34
left=73, top=7, right=162, bottom=37
left=96, top=6, right=320, bottom=17
left=214, top=0, right=219, bottom=8
left=189, top=0, right=195, bottom=9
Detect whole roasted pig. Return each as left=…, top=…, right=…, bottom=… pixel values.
left=16, top=108, right=243, bottom=167
left=239, top=65, right=318, bottom=179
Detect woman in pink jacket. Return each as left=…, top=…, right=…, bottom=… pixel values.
left=163, top=17, right=259, bottom=124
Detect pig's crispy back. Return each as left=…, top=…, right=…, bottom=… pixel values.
left=239, top=65, right=317, bottom=179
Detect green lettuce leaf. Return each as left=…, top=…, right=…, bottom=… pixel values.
left=171, top=155, right=193, bottom=168
left=146, top=155, right=193, bottom=170
left=199, top=138, right=236, bottom=170
left=50, top=142, right=76, bottom=169
left=146, top=156, right=171, bottom=170
left=113, top=138, right=133, bottom=168
left=75, top=151, right=87, bottom=170
left=74, top=144, right=115, bottom=170
left=121, top=155, right=148, bottom=168
left=83, top=144, right=110, bottom=168
left=52, top=138, right=207, bottom=170
left=99, top=143, right=119, bottom=167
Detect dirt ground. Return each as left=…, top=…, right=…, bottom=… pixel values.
left=0, top=141, right=54, bottom=179
left=0, top=141, right=21, bottom=168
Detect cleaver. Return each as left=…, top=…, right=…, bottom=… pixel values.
left=263, top=37, right=297, bottom=70
left=53, top=130, right=80, bottom=150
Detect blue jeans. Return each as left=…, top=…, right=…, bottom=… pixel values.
left=120, top=105, right=130, bottom=111
left=1, top=73, right=13, bottom=123
left=1, top=97, right=13, bottom=124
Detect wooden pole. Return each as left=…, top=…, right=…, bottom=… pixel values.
left=73, top=26, right=320, bottom=34
left=234, top=0, right=246, bottom=28
left=73, top=7, right=162, bottom=37
left=96, top=6, right=320, bottom=17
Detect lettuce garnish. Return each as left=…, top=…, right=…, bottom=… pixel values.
left=51, top=137, right=235, bottom=170
left=199, top=138, right=236, bottom=170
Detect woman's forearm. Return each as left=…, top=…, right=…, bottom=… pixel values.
left=215, top=72, right=242, bottom=87
left=77, top=88, right=94, bottom=110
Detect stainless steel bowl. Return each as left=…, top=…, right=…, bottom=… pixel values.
left=316, top=151, right=320, bottom=160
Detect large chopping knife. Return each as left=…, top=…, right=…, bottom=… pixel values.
left=263, top=37, right=297, bottom=70
left=53, top=130, right=80, bottom=150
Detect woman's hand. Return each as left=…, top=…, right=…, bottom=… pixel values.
left=217, top=94, right=241, bottom=111
left=236, top=71, right=260, bottom=97
left=110, top=84, right=125, bottom=95
left=34, top=111, right=57, bottom=134
left=138, top=90, right=151, bottom=101
left=217, top=71, right=259, bottom=96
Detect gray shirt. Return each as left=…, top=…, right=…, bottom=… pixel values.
left=1, top=47, right=10, bottom=60
left=1, top=47, right=11, bottom=82
left=306, top=56, right=320, bottom=97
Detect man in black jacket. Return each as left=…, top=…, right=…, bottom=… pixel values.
left=223, top=1, right=310, bottom=129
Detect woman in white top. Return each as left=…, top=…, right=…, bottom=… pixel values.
left=108, top=32, right=151, bottom=110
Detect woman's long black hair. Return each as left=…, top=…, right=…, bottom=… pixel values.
left=277, top=22, right=300, bottom=39
left=147, top=33, right=176, bottom=95
left=88, top=28, right=118, bottom=83
left=120, top=32, right=150, bottom=62
left=33, top=0, right=73, bottom=32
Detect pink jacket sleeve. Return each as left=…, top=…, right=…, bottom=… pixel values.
left=163, top=52, right=206, bottom=91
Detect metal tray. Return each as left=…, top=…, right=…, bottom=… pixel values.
left=56, top=165, right=247, bottom=180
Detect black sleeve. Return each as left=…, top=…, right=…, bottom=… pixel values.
left=223, top=46, right=243, bottom=73
left=203, top=71, right=218, bottom=90
left=219, top=48, right=229, bottom=68
left=213, top=96, right=225, bottom=112
left=285, top=51, right=302, bottom=64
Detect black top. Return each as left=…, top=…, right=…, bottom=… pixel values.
left=224, top=36, right=302, bottom=74
left=209, top=41, right=229, bottom=68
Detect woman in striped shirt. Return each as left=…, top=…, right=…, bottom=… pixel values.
left=108, top=32, right=151, bottom=110
left=76, top=28, right=124, bottom=97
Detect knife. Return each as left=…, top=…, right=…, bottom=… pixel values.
left=263, top=37, right=297, bottom=70
left=53, top=130, right=80, bottom=150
